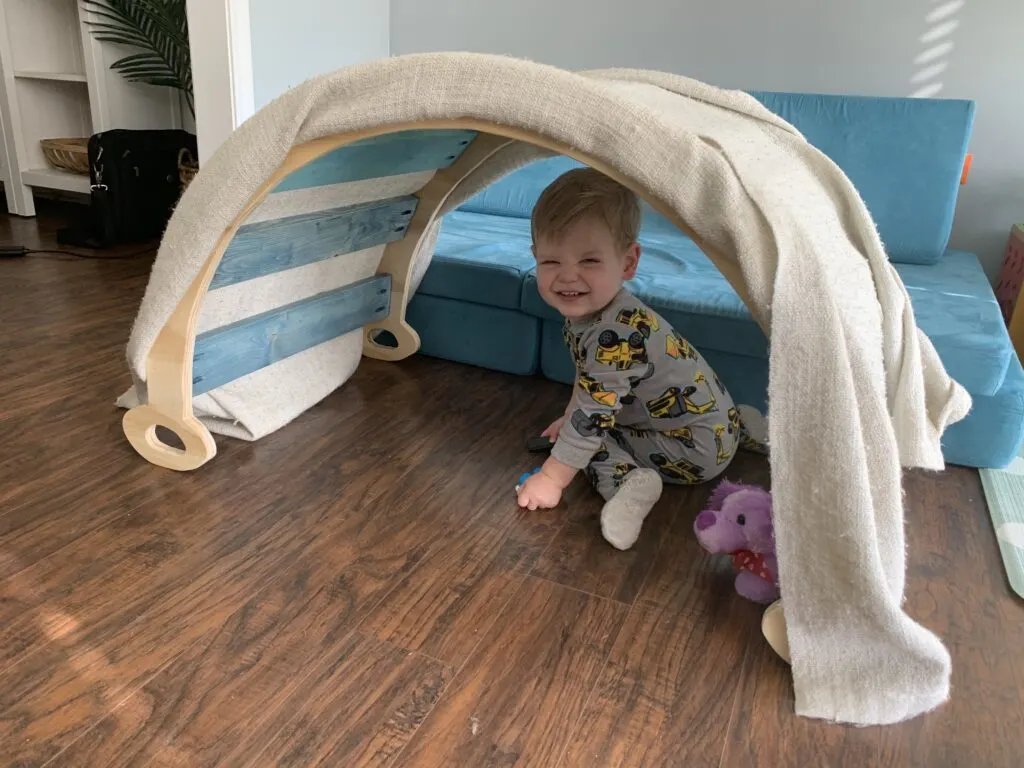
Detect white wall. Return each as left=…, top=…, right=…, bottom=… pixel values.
left=187, top=0, right=388, bottom=164
left=249, top=0, right=389, bottom=110
left=391, top=0, right=1023, bottom=279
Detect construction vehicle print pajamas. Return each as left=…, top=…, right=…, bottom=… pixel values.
left=550, top=289, right=740, bottom=500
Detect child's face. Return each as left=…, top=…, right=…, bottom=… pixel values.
left=533, top=217, right=640, bottom=319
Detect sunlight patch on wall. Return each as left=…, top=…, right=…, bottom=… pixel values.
left=912, top=0, right=965, bottom=97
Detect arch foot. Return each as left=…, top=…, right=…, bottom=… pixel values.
left=363, top=319, right=420, bottom=361
left=122, top=405, right=217, bottom=471
left=762, top=599, right=791, bottom=663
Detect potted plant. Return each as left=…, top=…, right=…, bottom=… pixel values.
left=83, top=0, right=193, bottom=118
left=83, top=0, right=197, bottom=188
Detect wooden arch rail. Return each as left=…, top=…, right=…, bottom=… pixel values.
left=121, top=119, right=738, bottom=473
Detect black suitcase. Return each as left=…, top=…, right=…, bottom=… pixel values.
left=58, top=128, right=198, bottom=249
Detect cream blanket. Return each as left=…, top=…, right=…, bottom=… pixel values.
left=121, top=52, right=971, bottom=725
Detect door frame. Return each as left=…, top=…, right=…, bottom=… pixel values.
left=186, top=0, right=255, bottom=165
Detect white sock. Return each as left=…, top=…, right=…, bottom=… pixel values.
left=600, top=469, right=663, bottom=550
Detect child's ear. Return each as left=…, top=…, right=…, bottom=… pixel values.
left=622, top=243, right=641, bottom=279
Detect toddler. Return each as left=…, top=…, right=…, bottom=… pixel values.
left=516, top=168, right=741, bottom=550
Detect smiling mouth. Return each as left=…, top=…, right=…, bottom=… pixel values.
left=556, top=291, right=588, bottom=299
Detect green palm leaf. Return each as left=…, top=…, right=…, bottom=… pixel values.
left=82, top=0, right=193, bottom=117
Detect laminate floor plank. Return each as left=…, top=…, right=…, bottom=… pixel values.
left=0, top=202, right=1020, bottom=767
left=527, top=483, right=677, bottom=604
left=54, top=579, right=448, bottom=767
left=0, top=369, right=514, bottom=765
left=0, top=372, right=423, bottom=675
left=227, top=633, right=450, bottom=768
left=393, top=576, right=628, bottom=767
left=562, top=456, right=765, bottom=768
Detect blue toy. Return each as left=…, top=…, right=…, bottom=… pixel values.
left=515, top=467, right=541, bottom=492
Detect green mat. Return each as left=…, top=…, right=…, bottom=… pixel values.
left=979, top=450, right=1024, bottom=600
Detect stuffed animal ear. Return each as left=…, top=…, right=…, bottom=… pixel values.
left=704, top=479, right=747, bottom=511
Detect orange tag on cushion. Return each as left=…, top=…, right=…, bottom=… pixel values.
left=961, top=153, right=973, bottom=185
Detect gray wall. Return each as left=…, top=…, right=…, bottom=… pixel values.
left=249, top=0, right=389, bottom=111
left=391, top=0, right=1023, bottom=279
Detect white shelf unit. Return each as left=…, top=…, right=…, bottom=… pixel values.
left=15, top=71, right=89, bottom=83
left=0, top=0, right=183, bottom=216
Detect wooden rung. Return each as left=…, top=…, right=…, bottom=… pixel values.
left=192, top=275, right=391, bottom=395
left=272, top=129, right=478, bottom=193
left=211, top=196, right=418, bottom=290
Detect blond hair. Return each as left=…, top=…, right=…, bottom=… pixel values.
left=531, top=167, right=641, bottom=249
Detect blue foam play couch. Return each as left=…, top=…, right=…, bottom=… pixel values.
left=406, top=91, right=1024, bottom=469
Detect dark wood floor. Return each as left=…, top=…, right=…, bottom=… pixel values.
left=1, top=200, right=1023, bottom=767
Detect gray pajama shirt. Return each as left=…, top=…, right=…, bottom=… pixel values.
left=551, top=288, right=740, bottom=500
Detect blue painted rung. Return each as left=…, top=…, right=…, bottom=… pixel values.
left=273, top=129, right=478, bottom=193
left=192, top=275, right=391, bottom=395
left=212, top=196, right=418, bottom=290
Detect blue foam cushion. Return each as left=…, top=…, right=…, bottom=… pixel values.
left=941, top=355, right=1024, bottom=469
left=460, top=93, right=974, bottom=267
left=407, top=293, right=540, bottom=376
left=458, top=156, right=585, bottom=219
left=431, top=209, right=1008, bottom=394
left=522, top=223, right=1008, bottom=395
left=750, top=92, right=974, bottom=265
left=418, top=211, right=538, bottom=310
left=895, top=251, right=1012, bottom=396
left=538, top=320, right=574, bottom=385
left=458, top=156, right=672, bottom=228
left=540, top=316, right=1023, bottom=469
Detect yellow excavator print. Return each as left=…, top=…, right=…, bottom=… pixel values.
left=612, top=462, right=637, bottom=486
left=727, top=407, right=741, bottom=435
left=577, top=373, right=618, bottom=408
left=665, top=331, right=697, bottom=361
left=650, top=453, right=705, bottom=484
left=571, top=408, right=615, bottom=436
left=594, top=329, right=648, bottom=370
left=646, top=372, right=719, bottom=418
left=661, top=426, right=696, bottom=448
left=713, top=424, right=734, bottom=465
left=615, top=307, right=660, bottom=339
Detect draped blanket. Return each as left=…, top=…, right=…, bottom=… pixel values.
left=121, top=52, right=971, bottom=725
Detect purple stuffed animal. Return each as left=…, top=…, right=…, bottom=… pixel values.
left=693, top=479, right=779, bottom=604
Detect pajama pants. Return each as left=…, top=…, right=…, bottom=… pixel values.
left=584, top=421, right=741, bottom=501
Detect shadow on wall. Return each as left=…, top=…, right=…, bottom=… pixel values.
left=911, top=0, right=965, bottom=98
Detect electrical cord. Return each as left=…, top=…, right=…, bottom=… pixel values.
left=30, top=247, right=157, bottom=261
left=0, top=245, right=157, bottom=261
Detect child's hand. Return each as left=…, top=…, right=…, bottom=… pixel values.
left=541, top=416, right=565, bottom=440
left=517, top=470, right=564, bottom=510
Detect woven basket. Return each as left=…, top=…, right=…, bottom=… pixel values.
left=177, top=147, right=198, bottom=195
left=40, top=138, right=89, bottom=175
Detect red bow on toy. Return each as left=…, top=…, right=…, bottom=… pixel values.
left=732, top=549, right=775, bottom=585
